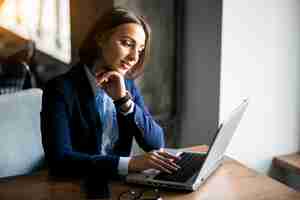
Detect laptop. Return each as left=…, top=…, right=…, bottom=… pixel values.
left=126, top=99, right=249, bottom=191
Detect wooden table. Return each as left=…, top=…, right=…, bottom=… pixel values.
left=1, top=146, right=300, bottom=200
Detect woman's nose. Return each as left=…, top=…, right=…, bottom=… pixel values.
left=128, top=48, right=139, bottom=62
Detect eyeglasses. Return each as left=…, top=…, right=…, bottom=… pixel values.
left=119, top=188, right=162, bottom=200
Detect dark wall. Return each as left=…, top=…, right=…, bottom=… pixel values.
left=177, top=0, right=222, bottom=147
left=0, top=0, right=222, bottom=148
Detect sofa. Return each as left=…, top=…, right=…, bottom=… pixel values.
left=0, top=88, right=44, bottom=178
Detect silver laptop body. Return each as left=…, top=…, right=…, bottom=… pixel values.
left=126, top=99, right=249, bottom=191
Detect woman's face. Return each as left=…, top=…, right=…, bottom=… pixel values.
left=98, top=23, right=146, bottom=76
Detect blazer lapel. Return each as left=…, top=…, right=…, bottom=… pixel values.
left=70, top=65, right=102, bottom=133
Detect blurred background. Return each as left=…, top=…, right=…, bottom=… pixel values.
left=0, top=0, right=222, bottom=149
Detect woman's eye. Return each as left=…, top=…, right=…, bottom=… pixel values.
left=121, top=40, right=133, bottom=47
left=120, top=39, right=144, bottom=54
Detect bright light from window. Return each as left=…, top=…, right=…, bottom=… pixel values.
left=0, top=0, right=71, bottom=63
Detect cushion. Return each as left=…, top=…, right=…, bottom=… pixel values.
left=0, top=88, right=44, bottom=178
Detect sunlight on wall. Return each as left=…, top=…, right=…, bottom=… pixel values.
left=0, top=0, right=71, bottom=63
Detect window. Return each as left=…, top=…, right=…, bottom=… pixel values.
left=0, top=0, right=71, bottom=63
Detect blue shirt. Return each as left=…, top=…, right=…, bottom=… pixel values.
left=84, top=66, right=133, bottom=175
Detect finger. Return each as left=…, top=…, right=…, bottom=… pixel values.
left=95, top=71, right=108, bottom=80
left=101, top=70, right=120, bottom=79
left=97, top=78, right=109, bottom=86
left=95, top=72, right=109, bottom=86
left=153, top=153, right=181, bottom=170
left=96, top=69, right=115, bottom=79
left=157, top=150, right=181, bottom=161
left=155, top=151, right=181, bottom=168
left=96, top=80, right=108, bottom=89
left=149, top=159, right=172, bottom=174
left=150, top=153, right=179, bottom=171
left=95, top=71, right=106, bottom=78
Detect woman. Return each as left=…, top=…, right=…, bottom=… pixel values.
left=41, top=7, right=180, bottom=178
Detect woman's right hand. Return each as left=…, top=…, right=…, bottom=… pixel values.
left=95, top=70, right=127, bottom=101
left=128, top=149, right=181, bottom=174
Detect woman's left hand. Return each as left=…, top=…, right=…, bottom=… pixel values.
left=95, top=70, right=127, bottom=100
left=128, top=148, right=181, bottom=173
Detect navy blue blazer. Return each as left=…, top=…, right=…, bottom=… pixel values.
left=41, top=64, right=164, bottom=177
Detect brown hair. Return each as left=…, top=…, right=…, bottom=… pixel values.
left=79, top=7, right=151, bottom=79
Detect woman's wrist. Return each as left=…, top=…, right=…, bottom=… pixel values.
left=114, top=90, right=134, bottom=114
left=113, top=90, right=131, bottom=106
left=115, top=90, right=127, bottom=101
left=120, top=99, right=133, bottom=113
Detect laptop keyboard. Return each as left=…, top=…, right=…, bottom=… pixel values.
left=154, top=152, right=206, bottom=183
